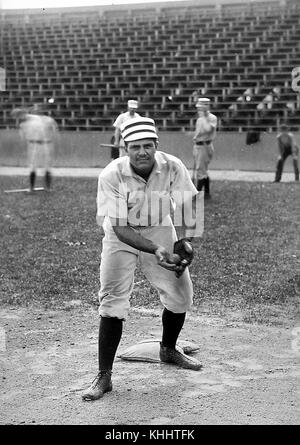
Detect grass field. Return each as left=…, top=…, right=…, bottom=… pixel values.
left=0, top=175, right=299, bottom=326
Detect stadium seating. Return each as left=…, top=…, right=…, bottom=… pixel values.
left=1, top=0, right=300, bottom=132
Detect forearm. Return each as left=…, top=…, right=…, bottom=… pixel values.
left=112, top=224, right=158, bottom=254
left=114, top=128, right=121, bottom=145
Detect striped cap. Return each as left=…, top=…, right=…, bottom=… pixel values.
left=121, top=117, right=158, bottom=142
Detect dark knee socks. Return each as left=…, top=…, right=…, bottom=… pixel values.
left=29, top=171, right=52, bottom=190
left=98, top=316, right=123, bottom=371
left=197, top=177, right=210, bottom=195
left=98, top=310, right=186, bottom=370
left=197, top=179, right=204, bottom=191
left=204, top=176, right=210, bottom=195
left=45, top=171, right=51, bottom=189
left=293, top=159, right=299, bottom=181
left=29, top=171, right=36, bottom=190
left=161, top=308, right=186, bottom=349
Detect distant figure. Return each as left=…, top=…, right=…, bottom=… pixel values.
left=274, top=124, right=299, bottom=182
left=272, top=86, right=281, bottom=101
left=110, top=135, right=119, bottom=161
left=11, top=105, right=59, bottom=191
left=112, top=100, right=140, bottom=157
left=246, top=120, right=260, bottom=145
left=191, top=89, right=200, bottom=104
left=263, top=92, right=273, bottom=110
left=192, top=98, right=217, bottom=199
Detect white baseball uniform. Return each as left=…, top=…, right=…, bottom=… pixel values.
left=19, top=114, right=57, bottom=171
left=96, top=151, right=198, bottom=320
left=113, top=111, right=140, bottom=157
left=193, top=112, right=217, bottom=180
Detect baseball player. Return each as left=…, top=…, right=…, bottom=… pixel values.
left=192, top=98, right=217, bottom=199
left=113, top=99, right=140, bottom=157
left=11, top=105, right=58, bottom=191
left=274, top=124, right=299, bottom=182
left=82, top=116, right=203, bottom=402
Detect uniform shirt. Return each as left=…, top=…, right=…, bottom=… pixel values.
left=97, top=151, right=198, bottom=228
left=194, top=112, right=217, bottom=143
left=20, top=114, right=58, bottom=143
left=113, top=111, right=141, bottom=130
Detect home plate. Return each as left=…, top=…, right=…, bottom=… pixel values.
left=4, top=187, right=45, bottom=193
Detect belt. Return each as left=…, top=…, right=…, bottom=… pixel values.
left=28, top=140, right=52, bottom=144
left=195, top=140, right=212, bottom=145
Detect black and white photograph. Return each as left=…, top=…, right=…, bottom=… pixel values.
left=0, top=0, right=299, bottom=429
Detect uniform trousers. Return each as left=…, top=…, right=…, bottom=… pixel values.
left=98, top=218, right=193, bottom=320
left=193, top=143, right=214, bottom=180
left=275, top=147, right=299, bottom=182
left=27, top=140, right=54, bottom=172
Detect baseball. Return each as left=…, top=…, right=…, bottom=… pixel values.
left=168, top=253, right=181, bottom=265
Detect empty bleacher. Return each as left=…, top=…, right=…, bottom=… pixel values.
left=1, top=0, right=300, bottom=132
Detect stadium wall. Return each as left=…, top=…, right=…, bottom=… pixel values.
left=0, top=130, right=296, bottom=172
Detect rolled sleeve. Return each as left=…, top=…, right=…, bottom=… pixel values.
left=97, top=175, right=128, bottom=226
left=113, top=115, right=122, bottom=129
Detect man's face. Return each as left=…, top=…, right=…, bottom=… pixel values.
left=128, top=107, right=137, bottom=116
left=197, top=104, right=209, bottom=114
left=126, top=138, right=157, bottom=175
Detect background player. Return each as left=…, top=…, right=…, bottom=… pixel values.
left=112, top=99, right=140, bottom=157
left=11, top=104, right=59, bottom=191
left=109, top=134, right=119, bottom=161
left=274, top=124, right=299, bottom=182
left=192, top=98, right=217, bottom=199
left=82, top=116, right=203, bottom=402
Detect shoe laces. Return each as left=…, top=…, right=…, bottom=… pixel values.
left=90, top=370, right=112, bottom=387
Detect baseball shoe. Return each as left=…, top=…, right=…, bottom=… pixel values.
left=81, top=370, right=112, bottom=401
left=160, top=343, right=202, bottom=371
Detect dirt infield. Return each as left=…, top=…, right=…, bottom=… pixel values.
left=0, top=171, right=299, bottom=426
left=0, top=304, right=299, bottom=425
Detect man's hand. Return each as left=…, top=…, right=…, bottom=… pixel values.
left=154, top=246, right=178, bottom=271
left=173, top=239, right=194, bottom=278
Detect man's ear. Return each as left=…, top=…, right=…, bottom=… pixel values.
left=124, top=142, right=128, bottom=152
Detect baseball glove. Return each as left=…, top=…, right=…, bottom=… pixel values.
left=172, top=239, right=194, bottom=278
